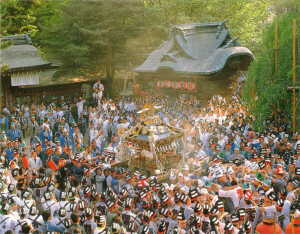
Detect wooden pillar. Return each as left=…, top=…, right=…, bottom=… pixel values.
left=0, top=76, right=3, bottom=109
left=2, top=77, right=14, bottom=108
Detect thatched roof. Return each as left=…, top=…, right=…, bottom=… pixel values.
left=135, top=22, right=253, bottom=75
left=1, top=44, right=51, bottom=71
left=1, top=35, right=52, bottom=72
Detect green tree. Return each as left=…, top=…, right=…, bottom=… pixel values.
left=0, top=0, right=40, bottom=37
left=39, top=0, right=149, bottom=95
left=142, top=0, right=273, bottom=51
left=242, top=5, right=300, bottom=131
left=0, top=0, right=65, bottom=42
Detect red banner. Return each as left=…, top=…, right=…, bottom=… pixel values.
left=156, top=80, right=196, bottom=91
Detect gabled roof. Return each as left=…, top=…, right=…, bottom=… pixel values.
left=1, top=34, right=52, bottom=72
left=1, top=34, right=32, bottom=45
left=134, top=22, right=253, bottom=75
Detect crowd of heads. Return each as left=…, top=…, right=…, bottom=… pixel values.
left=0, top=83, right=299, bottom=233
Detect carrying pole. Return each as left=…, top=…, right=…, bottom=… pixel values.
left=292, top=19, right=297, bottom=133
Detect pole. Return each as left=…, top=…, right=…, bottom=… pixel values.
left=273, top=20, right=280, bottom=114
left=292, top=19, right=297, bottom=133
left=274, top=20, right=279, bottom=74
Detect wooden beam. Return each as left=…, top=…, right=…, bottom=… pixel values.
left=287, top=86, right=300, bottom=90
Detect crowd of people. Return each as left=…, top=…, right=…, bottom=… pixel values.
left=0, top=81, right=299, bottom=234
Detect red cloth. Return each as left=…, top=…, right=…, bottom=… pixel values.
left=47, top=159, right=58, bottom=171
left=21, top=156, right=29, bottom=169
left=285, top=219, right=300, bottom=234
left=256, top=222, right=282, bottom=234
left=236, top=187, right=243, bottom=200
left=244, top=190, right=253, bottom=200
left=137, top=179, right=148, bottom=187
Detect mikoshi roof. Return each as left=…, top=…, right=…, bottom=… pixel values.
left=124, top=106, right=182, bottom=149
left=1, top=34, right=52, bottom=71
left=134, top=22, right=254, bottom=75
left=126, top=124, right=183, bottom=143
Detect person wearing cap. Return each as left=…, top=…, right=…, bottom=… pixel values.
left=176, top=207, right=188, bottom=233
left=94, top=215, right=106, bottom=234
left=285, top=208, right=300, bottom=234
left=7, top=124, right=23, bottom=141
left=68, top=212, right=86, bottom=234
left=15, top=218, right=33, bottom=234
left=27, top=205, right=43, bottom=230
left=0, top=112, right=9, bottom=133
left=56, top=191, right=69, bottom=211
left=27, top=115, right=40, bottom=141
left=211, top=181, right=239, bottom=211
left=106, top=200, right=121, bottom=227
left=64, top=192, right=79, bottom=217
left=52, top=146, right=65, bottom=165
left=76, top=97, right=86, bottom=120
left=72, top=125, right=83, bottom=146
left=239, top=188, right=256, bottom=209
left=0, top=203, right=18, bottom=233
left=59, top=116, right=70, bottom=134
left=121, top=174, right=136, bottom=197
left=147, top=209, right=158, bottom=233
left=4, top=142, right=14, bottom=163
left=39, top=124, right=52, bottom=145
left=22, top=189, right=35, bottom=212
left=58, top=128, right=72, bottom=148
left=109, top=169, right=119, bottom=194
left=121, top=198, right=138, bottom=228
left=82, top=207, right=97, bottom=233
left=255, top=211, right=282, bottom=234
left=29, top=150, right=43, bottom=172
left=42, top=191, right=60, bottom=217
left=94, top=168, right=106, bottom=194
left=22, top=221, right=38, bottom=234
left=0, top=130, right=7, bottom=147
left=61, top=145, right=72, bottom=161
left=110, top=220, right=126, bottom=234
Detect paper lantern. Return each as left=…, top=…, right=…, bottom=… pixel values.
left=188, top=82, right=196, bottom=91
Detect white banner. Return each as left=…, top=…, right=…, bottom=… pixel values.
left=11, top=71, right=40, bottom=86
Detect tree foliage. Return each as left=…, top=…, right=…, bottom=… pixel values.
left=142, top=0, right=273, bottom=50
left=0, top=0, right=40, bottom=37
left=0, top=0, right=66, bottom=39
left=39, top=0, right=148, bottom=77
left=2, top=0, right=293, bottom=98
left=242, top=7, right=300, bottom=131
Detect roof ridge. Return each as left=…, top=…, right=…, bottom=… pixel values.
left=0, top=34, right=32, bottom=45
left=173, top=21, right=226, bottom=30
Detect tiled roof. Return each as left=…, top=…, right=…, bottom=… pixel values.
left=134, top=22, right=253, bottom=75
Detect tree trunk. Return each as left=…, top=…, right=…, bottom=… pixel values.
left=105, top=46, right=115, bottom=97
